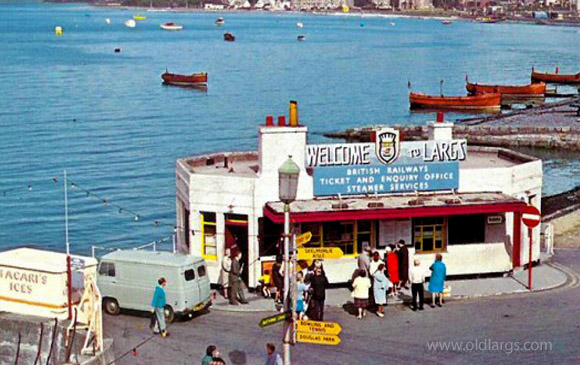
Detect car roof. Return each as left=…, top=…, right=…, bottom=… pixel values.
left=100, top=250, right=204, bottom=267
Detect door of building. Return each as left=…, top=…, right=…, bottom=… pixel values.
left=225, top=214, right=249, bottom=285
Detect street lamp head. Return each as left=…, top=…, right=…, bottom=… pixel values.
left=278, top=155, right=300, bottom=204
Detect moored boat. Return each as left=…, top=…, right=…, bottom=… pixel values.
left=161, top=72, right=208, bottom=87
left=125, top=19, right=136, bottom=28
left=133, top=15, right=147, bottom=20
left=477, top=16, right=501, bottom=23
left=466, top=81, right=546, bottom=95
left=215, top=17, right=225, bottom=26
left=442, top=19, right=452, bottom=25
left=224, top=32, right=235, bottom=42
left=531, top=69, right=580, bottom=84
left=409, top=92, right=501, bottom=110
left=160, top=22, right=184, bottom=31
left=297, top=35, right=305, bottom=41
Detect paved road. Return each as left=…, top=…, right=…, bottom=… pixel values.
left=104, top=249, right=580, bottom=365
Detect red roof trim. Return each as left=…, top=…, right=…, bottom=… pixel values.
left=263, top=202, right=528, bottom=224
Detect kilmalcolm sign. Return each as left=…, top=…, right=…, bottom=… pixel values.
left=306, top=128, right=467, bottom=196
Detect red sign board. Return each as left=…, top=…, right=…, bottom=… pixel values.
left=521, top=205, right=541, bottom=228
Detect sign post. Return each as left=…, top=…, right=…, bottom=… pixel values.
left=297, top=247, right=343, bottom=260
left=295, top=320, right=342, bottom=345
left=296, top=232, right=312, bottom=247
left=521, top=205, right=541, bottom=291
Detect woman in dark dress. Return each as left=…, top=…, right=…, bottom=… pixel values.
left=397, top=240, right=410, bottom=289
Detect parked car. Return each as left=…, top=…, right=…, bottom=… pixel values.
left=97, top=250, right=212, bottom=322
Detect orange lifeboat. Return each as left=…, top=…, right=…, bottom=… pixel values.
left=466, top=81, right=546, bottom=96
left=531, top=69, right=580, bottom=84
left=409, top=92, right=501, bottom=111
left=161, top=72, right=208, bottom=86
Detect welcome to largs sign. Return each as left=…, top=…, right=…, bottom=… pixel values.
left=306, top=129, right=467, bottom=196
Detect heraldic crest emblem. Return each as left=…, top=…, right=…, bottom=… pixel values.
left=375, top=129, right=400, bottom=165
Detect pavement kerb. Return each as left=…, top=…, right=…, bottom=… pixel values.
left=210, top=263, right=574, bottom=313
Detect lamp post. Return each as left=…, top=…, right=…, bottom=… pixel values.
left=278, top=156, right=300, bottom=365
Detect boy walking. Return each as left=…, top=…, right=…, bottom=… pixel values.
left=151, top=277, right=169, bottom=337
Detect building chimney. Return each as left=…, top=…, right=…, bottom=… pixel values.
left=278, top=116, right=286, bottom=127
left=427, top=116, right=454, bottom=140
left=265, top=115, right=274, bottom=126
left=289, top=100, right=298, bottom=127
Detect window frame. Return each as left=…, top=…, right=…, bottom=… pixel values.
left=201, top=212, right=218, bottom=261
left=413, top=217, right=447, bottom=254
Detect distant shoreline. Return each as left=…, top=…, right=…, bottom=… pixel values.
left=48, top=1, right=580, bottom=28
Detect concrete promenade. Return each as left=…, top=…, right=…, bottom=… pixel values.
left=211, top=256, right=567, bottom=313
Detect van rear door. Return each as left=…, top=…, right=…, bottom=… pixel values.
left=183, top=266, right=200, bottom=310
left=195, top=261, right=211, bottom=304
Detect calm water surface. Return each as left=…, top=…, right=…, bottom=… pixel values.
left=1, top=4, right=579, bottom=253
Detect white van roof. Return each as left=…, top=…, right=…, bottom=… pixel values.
left=0, top=248, right=98, bottom=273
left=100, top=250, right=204, bottom=267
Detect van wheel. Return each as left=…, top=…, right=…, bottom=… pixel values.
left=103, top=298, right=120, bottom=315
left=164, top=305, right=175, bottom=323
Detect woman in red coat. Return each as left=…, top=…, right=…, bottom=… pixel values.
left=386, top=246, right=399, bottom=296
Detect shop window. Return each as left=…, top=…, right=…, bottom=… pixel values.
left=184, top=269, right=195, bottom=281
left=299, top=222, right=322, bottom=248
left=413, top=217, right=446, bottom=253
left=322, top=221, right=356, bottom=255
left=201, top=212, right=217, bottom=260
left=98, top=262, right=115, bottom=277
left=448, top=215, right=485, bottom=245
left=258, top=218, right=282, bottom=257
left=356, top=220, right=374, bottom=254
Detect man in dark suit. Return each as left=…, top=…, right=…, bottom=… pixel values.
left=228, top=252, right=248, bottom=305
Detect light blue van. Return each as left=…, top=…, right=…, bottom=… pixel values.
left=97, top=250, right=212, bottom=322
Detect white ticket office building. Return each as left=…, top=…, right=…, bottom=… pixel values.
left=175, top=111, right=542, bottom=288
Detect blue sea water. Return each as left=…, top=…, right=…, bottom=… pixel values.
left=1, top=4, right=580, bottom=254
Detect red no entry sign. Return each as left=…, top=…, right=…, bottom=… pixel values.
left=522, top=205, right=541, bottom=228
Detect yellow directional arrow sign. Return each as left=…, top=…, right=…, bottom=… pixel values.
left=296, top=332, right=341, bottom=346
left=296, top=232, right=312, bottom=247
left=296, top=320, right=342, bottom=336
left=297, top=247, right=343, bottom=260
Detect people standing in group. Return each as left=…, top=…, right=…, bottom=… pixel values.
left=369, top=251, right=384, bottom=277
left=264, top=343, right=283, bottom=365
left=428, top=253, right=447, bottom=308
left=151, top=277, right=169, bottom=337
left=397, top=239, right=410, bottom=290
left=385, top=246, right=400, bottom=296
left=228, top=252, right=248, bottom=305
left=352, top=270, right=372, bottom=319
left=373, top=264, right=390, bottom=318
left=409, top=259, right=427, bottom=311
left=272, top=254, right=284, bottom=304
left=219, top=249, right=231, bottom=299
left=357, top=243, right=371, bottom=276
left=308, top=266, right=328, bottom=321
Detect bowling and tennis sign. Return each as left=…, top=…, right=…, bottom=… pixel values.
left=306, top=128, right=467, bottom=196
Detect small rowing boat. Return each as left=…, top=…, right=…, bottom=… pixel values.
left=224, top=33, right=235, bottom=42
left=442, top=19, right=452, bottom=25
left=466, top=81, right=546, bottom=96
left=125, top=19, right=136, bottom=28
left=531, top=69, right=580, bottom=84
left=160, top=22, right=184, bottom=31
left=161, top=72, right=208, bottom=87
left=215, top=17, right=225, bottom=26
left=133, top=15, right=147, bottom=20
left=409, top=92, right=501, bottom=110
